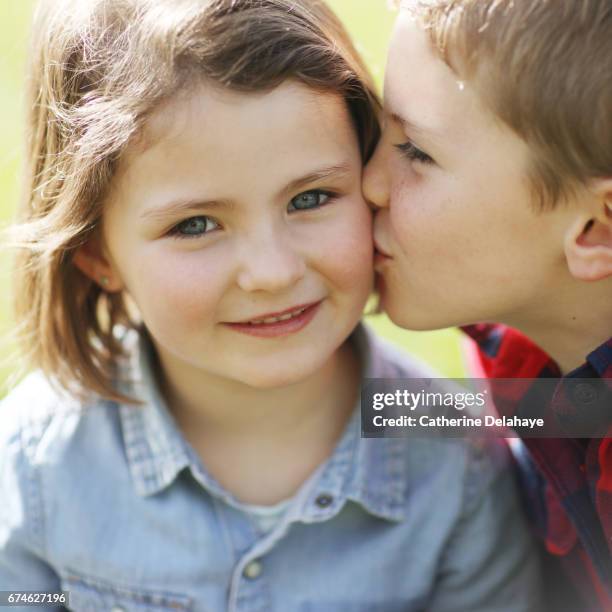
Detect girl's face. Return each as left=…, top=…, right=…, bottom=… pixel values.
left=98, top=81, right=373, bottom=389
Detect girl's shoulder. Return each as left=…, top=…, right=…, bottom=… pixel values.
left=357, top=322, right=443, bottom=379
left=0, top=327, right=142, bottom=455
left=0, top=371, right=118, bottom=469
left=357, top=323, right=512, bottom=505
left=1, top=370, right=84, bottom=417
left=0, top=372, right=134, bottom=586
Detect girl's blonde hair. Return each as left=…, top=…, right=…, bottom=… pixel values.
left=12, top=0, right=380, bottom=402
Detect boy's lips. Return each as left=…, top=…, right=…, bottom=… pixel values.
left=373, top=235, right=392, bottom=258
left=373, top=238, right=393, bottom=269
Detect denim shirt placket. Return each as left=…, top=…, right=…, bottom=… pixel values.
left=221, top=416, right=358, bottom=612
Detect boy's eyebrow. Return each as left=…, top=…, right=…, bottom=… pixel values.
left=279, top=163, right=353, bottom=198
left=389, top=111, right=442, bottom=142
left=140, top=198, right=234, bottom=221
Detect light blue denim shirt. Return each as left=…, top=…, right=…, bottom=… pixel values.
left=0, top=324, right=541, bottom=611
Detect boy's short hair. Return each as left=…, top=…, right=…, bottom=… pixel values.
left=11, top=0, right=380, bottom=402
left=405, top=0, right=612, bottom=209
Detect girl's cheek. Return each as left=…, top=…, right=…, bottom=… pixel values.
left=337, top=197, right=374, bottom=254
left=313, top=202, right=373, bottom=288
left=131, top=248, right=232, bottom=325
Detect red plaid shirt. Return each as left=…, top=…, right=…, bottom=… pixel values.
left=463, top=324, right=612, bottom=610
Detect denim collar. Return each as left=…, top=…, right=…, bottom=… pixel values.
left=118, top=331, right=192, bottom=497
left=118, top=324, right=411, bottom=523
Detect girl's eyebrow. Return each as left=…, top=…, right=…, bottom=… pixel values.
left=140, top=198, right=234, bottom=221
left=140, top=163, right=353, bottom=221
left=278, top=162, right=353, bottom=199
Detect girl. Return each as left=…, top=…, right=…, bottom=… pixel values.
left=0, top=0, right=540, bottom=609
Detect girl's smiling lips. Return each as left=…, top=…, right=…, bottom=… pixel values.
left=223, top=300, right=323, bottom=338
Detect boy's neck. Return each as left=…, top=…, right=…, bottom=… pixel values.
left=506, top=277, right=612, bottom=375
left=157, top=338, right=361, bottom=505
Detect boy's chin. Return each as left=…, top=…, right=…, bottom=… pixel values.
left=384, top=300, right=460, bottom=332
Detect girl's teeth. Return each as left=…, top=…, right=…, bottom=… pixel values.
left=250, top=307, right=307, bottom=325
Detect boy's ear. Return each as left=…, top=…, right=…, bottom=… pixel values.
left=73, top=237, right=123, bottom=292
left=564, top=178, right=612, bottom=282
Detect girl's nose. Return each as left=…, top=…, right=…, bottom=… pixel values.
left=237, top=231, right=306, bottom=294
left=363, top=142, right=390, bottom=211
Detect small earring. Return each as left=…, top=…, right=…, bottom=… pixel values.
left=100, top=275, right=110, bottom=287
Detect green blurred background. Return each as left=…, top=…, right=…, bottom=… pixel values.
left=0, top=0, right=465, bottom=397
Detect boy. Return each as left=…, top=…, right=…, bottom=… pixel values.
left=363, top=0, right=612, bottom=609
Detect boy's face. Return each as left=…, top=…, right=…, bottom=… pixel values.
left=95, top=81, right=372, bottom=390
left=364, top=13, right=577, bottom=330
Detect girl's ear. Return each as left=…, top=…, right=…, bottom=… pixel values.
left=73, top=237, right=123, bottom=292
left=564, top=178, right=612, bottom=281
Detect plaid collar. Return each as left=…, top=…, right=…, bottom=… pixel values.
left=462, top=323, right=611, bottom=380
left=462, top=324, right=612, bottom=602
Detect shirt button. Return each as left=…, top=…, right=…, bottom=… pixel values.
left=315, top=493, right=334, bottom=508
left=572, top=382, right=597, bottom=405
left=243, top=559, right=263, bottom=580
left=111, top=607, right=126, bottom=612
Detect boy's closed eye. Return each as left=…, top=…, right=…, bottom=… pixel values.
left=394, top=140, right=435, bottom=165
left=385, top=110, right=438, bottom=166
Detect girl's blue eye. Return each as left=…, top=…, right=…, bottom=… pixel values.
left=395, top=141, right=434, bottom=165
left=171, top=216, right=219, bottom=238
left=288, top=190, right=332, bottom=212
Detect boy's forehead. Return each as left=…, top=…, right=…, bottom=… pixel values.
left=385, top=11, right=487, bottom=143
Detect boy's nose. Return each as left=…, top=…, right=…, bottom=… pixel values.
left=237, top=232, right=306, bottom=294
left=363, top=142, right=390, bottom=211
